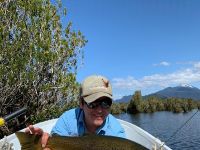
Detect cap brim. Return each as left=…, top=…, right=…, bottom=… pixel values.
left=83, top=92, right=112, bottom=103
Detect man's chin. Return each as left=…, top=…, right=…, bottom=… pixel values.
left=93, top=119, right=104, bottom=126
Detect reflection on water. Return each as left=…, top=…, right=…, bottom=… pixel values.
left=114, top=110, right=200, bottom=150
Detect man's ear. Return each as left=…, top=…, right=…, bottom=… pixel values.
left=80, top=102, right=83, bottom=109
left=79, top=98, right=84, bottom=109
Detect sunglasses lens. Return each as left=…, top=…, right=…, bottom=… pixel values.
left=85, top=100, right=112, bottom=109
left=88, top=103, right=96, bottom=109
left=101, top=101, right=111, bottom=109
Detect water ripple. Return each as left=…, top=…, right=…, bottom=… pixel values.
left=115, top=110, right=200, bottom=150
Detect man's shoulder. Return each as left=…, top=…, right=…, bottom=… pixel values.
left=106, top=114, right=123, bottom=128
left=107, top=114, right=119, bottom=123
left=104, top=114, right=126, bottom=138
left=58, top=107, right=82, bottom=123
left=51, top=107, right=82, bottom=136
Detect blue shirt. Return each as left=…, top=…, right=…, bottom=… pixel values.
left=51, top=108, right=126, bottom=138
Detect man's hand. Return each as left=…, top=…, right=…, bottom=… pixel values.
left=25, top=125, right=51, bottom=150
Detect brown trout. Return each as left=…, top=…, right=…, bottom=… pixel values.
left=16, top=131, right=148, bottom=150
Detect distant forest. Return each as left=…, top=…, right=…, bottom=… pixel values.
left=111, top=90, right=200, bottom=114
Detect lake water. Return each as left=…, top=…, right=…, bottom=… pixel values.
left=114, top=109, right=200, bottom=150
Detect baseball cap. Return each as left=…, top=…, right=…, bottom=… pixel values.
left=81, top=75, right=112, bottom=103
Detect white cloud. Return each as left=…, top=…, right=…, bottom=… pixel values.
left=194, top=62, right=200, bottom=69
left=112, top=61, right=200, bottom=95
left=153, top=61, right=170, bottom=66
left=176, top=61, right=196, bottom=65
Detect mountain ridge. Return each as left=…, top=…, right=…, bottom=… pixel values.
left=115, top=85, right=200, bottom=103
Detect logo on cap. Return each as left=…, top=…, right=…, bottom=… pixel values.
left=102, top=78, right=109, bottom=88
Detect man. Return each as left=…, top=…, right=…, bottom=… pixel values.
left=25, top=75, right=126, bottom=149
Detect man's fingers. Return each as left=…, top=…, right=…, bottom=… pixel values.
left=24, top=125, right=34, bottom=134
left=25, top=125, right=43, bottom=135
left=25, top=125, right=50, bottom=149
left=34, top=127, right=44, bottom=135
left=41, top=132, right=50, bottom=148
left=28, top=125, right=35, bottom=134
left=43, top=148, right=51, bottom=150
left=24, top=128, right=31, bottom=134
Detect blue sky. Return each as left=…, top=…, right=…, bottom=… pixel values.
left=60, top=0, right=200, bottom=99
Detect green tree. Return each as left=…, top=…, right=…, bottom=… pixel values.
left=187, top=99, right=194, bottom=110
left=148, top=98, right=157, bottom=112
left=0, top=0, right=87, bottom=118
left=127, top=90, right=142, bottom=114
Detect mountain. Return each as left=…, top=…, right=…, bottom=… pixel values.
left=114, top=95, right=132, bottom=103
left=147, top=85, right=200, bottom=100
left=115, top=85, right=200, bottom=103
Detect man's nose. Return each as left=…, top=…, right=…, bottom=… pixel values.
left=95, top=105, right=103, bottom=112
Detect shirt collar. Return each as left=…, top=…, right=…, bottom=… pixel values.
left=77, top=108, right=85, bottom=125
left=77, top=108, right=86, bottom=136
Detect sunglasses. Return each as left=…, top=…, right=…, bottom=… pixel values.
left=84, top=99, right=112, bottom=109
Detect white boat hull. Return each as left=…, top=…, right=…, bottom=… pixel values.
left=0, top=118, right=172, bottom=150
